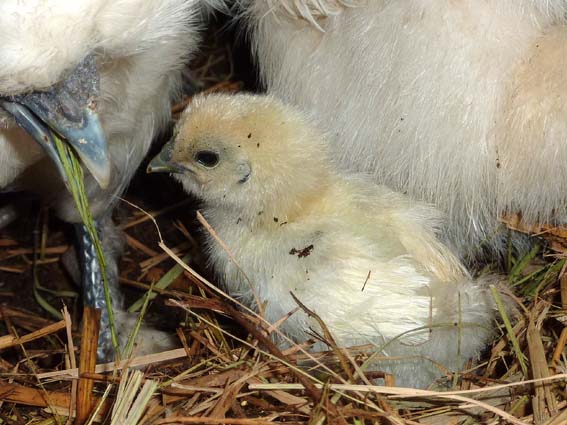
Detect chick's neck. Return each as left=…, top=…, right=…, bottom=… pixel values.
left=220, top=173, right=335, bottom=232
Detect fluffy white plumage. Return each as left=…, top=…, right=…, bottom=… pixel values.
left=159, top=93, right=501, bottom=388
left=0, top=0, right=204, bottom=355
left=0, top=0, right=201, bottom=217
left=241, top=0, right=567, bottom=258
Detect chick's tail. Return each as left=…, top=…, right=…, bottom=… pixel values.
left=424, top=274, right=514, bottom=374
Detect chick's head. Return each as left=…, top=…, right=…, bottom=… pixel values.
left=153, top=93, right=331, bottom=216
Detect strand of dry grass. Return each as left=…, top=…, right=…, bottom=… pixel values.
left=551, top=275, right=567, bottom=367
left=209, top=368, right=260, bottom=418
left=527, top=306, right=559, bottom=423
left=122, top=282, right=229, bottom=316
left=120, top=199, right=192, bottom=230
left=543, top=407, right=567, bottom=425
left=163, top=368, right=250, bottom=393
left=163, top=372, right=310, bottom=419
left=76, top=307, right=101, bottom=425
left=246, top=376, right=310, bottom=415
left=11, top=330, right=61, bottom=420
left=0, top=306, right=56, bottom=326
left=156, top=418, right=276, bottom=425
left=0, top=238, right=18, bottom=247
left=289, top=293, right=354, bottom=382
left=0, top=347, right=18, bottom=412
left=0, top=319, right=65, bottom=350
left=486, top=322, right=527, bottom=378
left=138, top=242, right=190, bottom=272
left=249, top=373, right=567, bottom=397
left=61, top=306, right=77, bottom=425
left=37, top=348, right=189, bottom=380
left=196, top=211, right=265, bottom=319
left=110, top=369, right=157, bottom=424
left=502, top=214, right=567, bottom=251
left=0, top=383, right=78, bottom=409
left=125, top=234, right=159, bottom=257
left=4, top=245, right=68, bottom=256
left=249, top=383, right=527, bottom=425
left=0, top=266, right=24, bottom=273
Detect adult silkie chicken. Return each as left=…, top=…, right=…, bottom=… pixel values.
left=0, top=0, right=204, bottom=359
left=236, top=0, right=567, bottom=259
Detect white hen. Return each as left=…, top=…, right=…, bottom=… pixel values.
left=237, top=0, right=567, bottom=258
left=0, top=0, right=204, bottom=357
left=149, top=93, right=502, bottom=388
left=1, top=0, right=202, bottom=214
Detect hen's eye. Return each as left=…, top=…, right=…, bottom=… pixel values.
left=195, top=151, right=219, bottom=168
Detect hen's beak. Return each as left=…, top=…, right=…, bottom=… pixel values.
left=0, top=55, right=111, bottom=189
left=147, top=140, right=185, bottom=174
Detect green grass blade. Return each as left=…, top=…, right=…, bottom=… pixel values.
left=52, top=132, right=121, bottom=358
left=490, top=285, right=528, bottom=375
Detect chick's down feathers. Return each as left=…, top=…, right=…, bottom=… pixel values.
left=157, top=93, right=504, bottom=388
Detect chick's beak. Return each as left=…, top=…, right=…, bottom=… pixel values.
left=147, top=140, right=186, bottom=174
left=0, top=55, right=111, bottom=189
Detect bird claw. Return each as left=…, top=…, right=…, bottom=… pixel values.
left=0, top=204, right=18, bottom=230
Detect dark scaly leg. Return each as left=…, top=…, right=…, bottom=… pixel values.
left=74, top=216, right=123, bottom=361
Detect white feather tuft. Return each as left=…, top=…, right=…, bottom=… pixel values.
left=244, top=0, right=567, bottom=259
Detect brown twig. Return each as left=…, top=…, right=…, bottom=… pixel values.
left=157, top=418, right=274, bottom=425
left=76, top=307, right=101, bottom=425
left=0, top=320, right=65, bottom=350
left=217, top=300, right=348, bottom=424
left=62, top=306, right=77, bottom=425
left=527, top=308, right=558, bottom=423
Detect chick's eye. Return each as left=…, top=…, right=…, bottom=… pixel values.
left=195, top=151, right=219, bottom=168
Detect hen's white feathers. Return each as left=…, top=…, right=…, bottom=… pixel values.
left=0, top=0, right=205, bottom=355
left=243, top=0, right=567, bottom=257
left=0, top=0, right=201, bottom=220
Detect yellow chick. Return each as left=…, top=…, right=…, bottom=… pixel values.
left=149, top=93, right=501, bottom=388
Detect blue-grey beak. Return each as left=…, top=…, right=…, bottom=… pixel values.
left=0, top=55, right=111, bottom=189
left=147, top=140, right=186, bottom=174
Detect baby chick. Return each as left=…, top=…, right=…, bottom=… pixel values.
left=149, top=93, right=501, bottom=388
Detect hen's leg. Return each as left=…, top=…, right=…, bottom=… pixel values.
left=75, top=216, right=123, bottom=361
